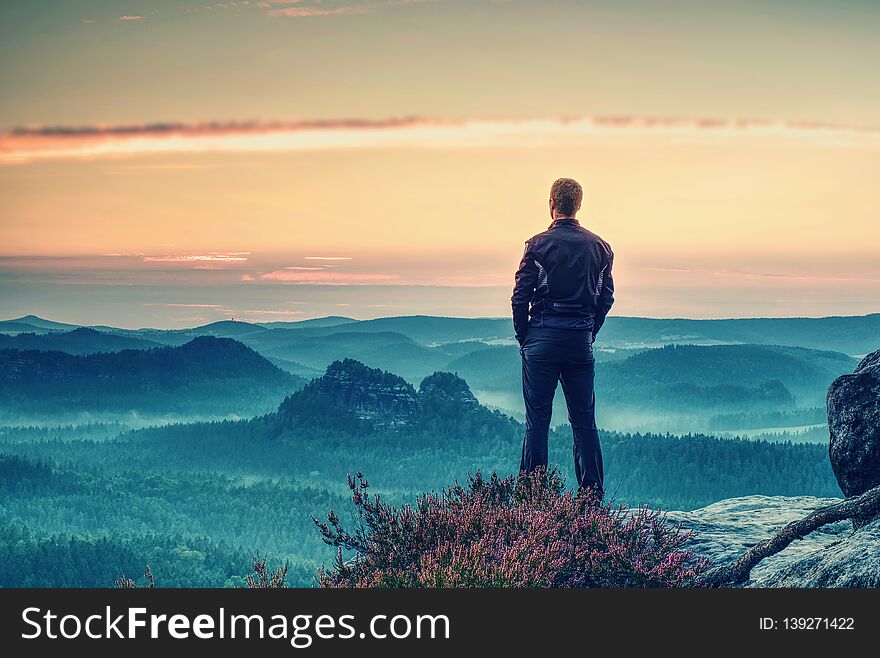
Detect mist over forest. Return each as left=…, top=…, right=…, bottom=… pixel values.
left=1, top=312, right=875, bottom=586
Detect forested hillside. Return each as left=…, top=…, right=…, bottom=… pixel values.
left=0, top=327, right=162, bottom=354
left=0, top=336, right=303, bottom=416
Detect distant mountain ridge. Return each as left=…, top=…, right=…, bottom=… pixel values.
left=600, top=314, right=880, bottom=355
left=225, top=312, right=880, bottom=354
left=0, top=316, right=81, bottom=335
left=246, top=330, right=452, bottom=381
left=185, top=320, right=268, bottom=337
left=3, top=315, right=80, bottom=331
left=0, top=336, right=302, bottom=416
left=1, top=313, right=868, bottom=431
left=0, top=327, right=162, bottom=355
left=601, top=343, right=857, bottom=407
left=3, top=312, right=878, bottom=354
left=259, top=316, right=357, bottom=329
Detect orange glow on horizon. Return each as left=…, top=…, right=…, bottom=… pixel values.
left=2, top=115, right=879, bottom=164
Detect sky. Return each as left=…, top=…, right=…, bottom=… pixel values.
left=1, top=0, right=878, bottom=328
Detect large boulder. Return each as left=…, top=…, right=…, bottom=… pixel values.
left=827, top=348, right=880, bottom=498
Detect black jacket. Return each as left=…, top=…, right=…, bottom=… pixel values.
left=511, top=218, right=614, bottom=344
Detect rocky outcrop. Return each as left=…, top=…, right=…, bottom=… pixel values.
left=667, top=495, right=880, bottom=587
left=278, top=362, right=499, bottom=431
left=828, top=348, right=880, bottom=499
left=308, top=359, right=420, bottom=427
left=419, top=371, right=481, bottom=413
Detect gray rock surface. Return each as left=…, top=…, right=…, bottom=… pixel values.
left=312, top=359, right=420, bottom=426
left=827, top=348, right=880, bottom=498
left=757, top=515, right=880, bottom=587
left=667, top=495, right=880, bottom=587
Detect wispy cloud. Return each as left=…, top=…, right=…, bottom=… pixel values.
left=303, top=256, right=352, bottom=261
left=119, top=15, right=144, bottom=22
left=141, top=252, right=250, bottom=263
left=100, top=252, right=251, bottom=271
left=284, top=265, right=339, bottom=270
left=7, top=117, right=431, bottom=138
left=258, top=270, right=399, bottom=284
left=3, top=115, right=877, bottom=164
left=259, top=0, right=433, bottom=18
left=144, top=303, right=225, bottom=308
left=267, top=5, right=370, bottom=18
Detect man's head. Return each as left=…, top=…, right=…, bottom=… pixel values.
left=549, top=177, right=583, bottom=219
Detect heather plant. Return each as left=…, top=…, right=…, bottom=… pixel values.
left=115, top=565, right=154, bottom=589
left=113, top=559, right=289, bottom=588
left=314, top=470, right=708, bottom=588
left=246, top=556, right=289, bottom=588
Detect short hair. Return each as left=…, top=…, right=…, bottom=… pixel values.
left=550, top=178, right=583, bottom=217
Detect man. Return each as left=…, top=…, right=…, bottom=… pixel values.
left=511, top=177, right=614, bottom=498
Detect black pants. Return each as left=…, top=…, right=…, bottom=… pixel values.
left=519, top=326, right=604, bottom=496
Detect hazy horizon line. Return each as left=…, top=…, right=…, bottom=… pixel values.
left=4, top=309, right=878, bottom=333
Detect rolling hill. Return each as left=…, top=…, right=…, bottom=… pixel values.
left=187, top=320, right=268, bottom=338
left=227, top=313, right=880, bottom=355
left=223, top=312, right=880, bottom=355
left=0, top=327, right=162, bottom=355
left=446, top=342, right=857, bottom=430
left=597, top=314, right=880, bottom=355
left=0, top=315, right=81, bottom=334
left=243, top=330, right=463, bottom=382
left=259, top=316, right=357, bottom=329
left=0, top=336, right=303, bottom=417
left=600, top=344, right=857, bottom=405
left=289, top=315, right=513, bottom=345
left=3, top=312, right=877, bottom=354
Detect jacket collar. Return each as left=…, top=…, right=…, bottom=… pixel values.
left=549, top=217, right=580, bottom=228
